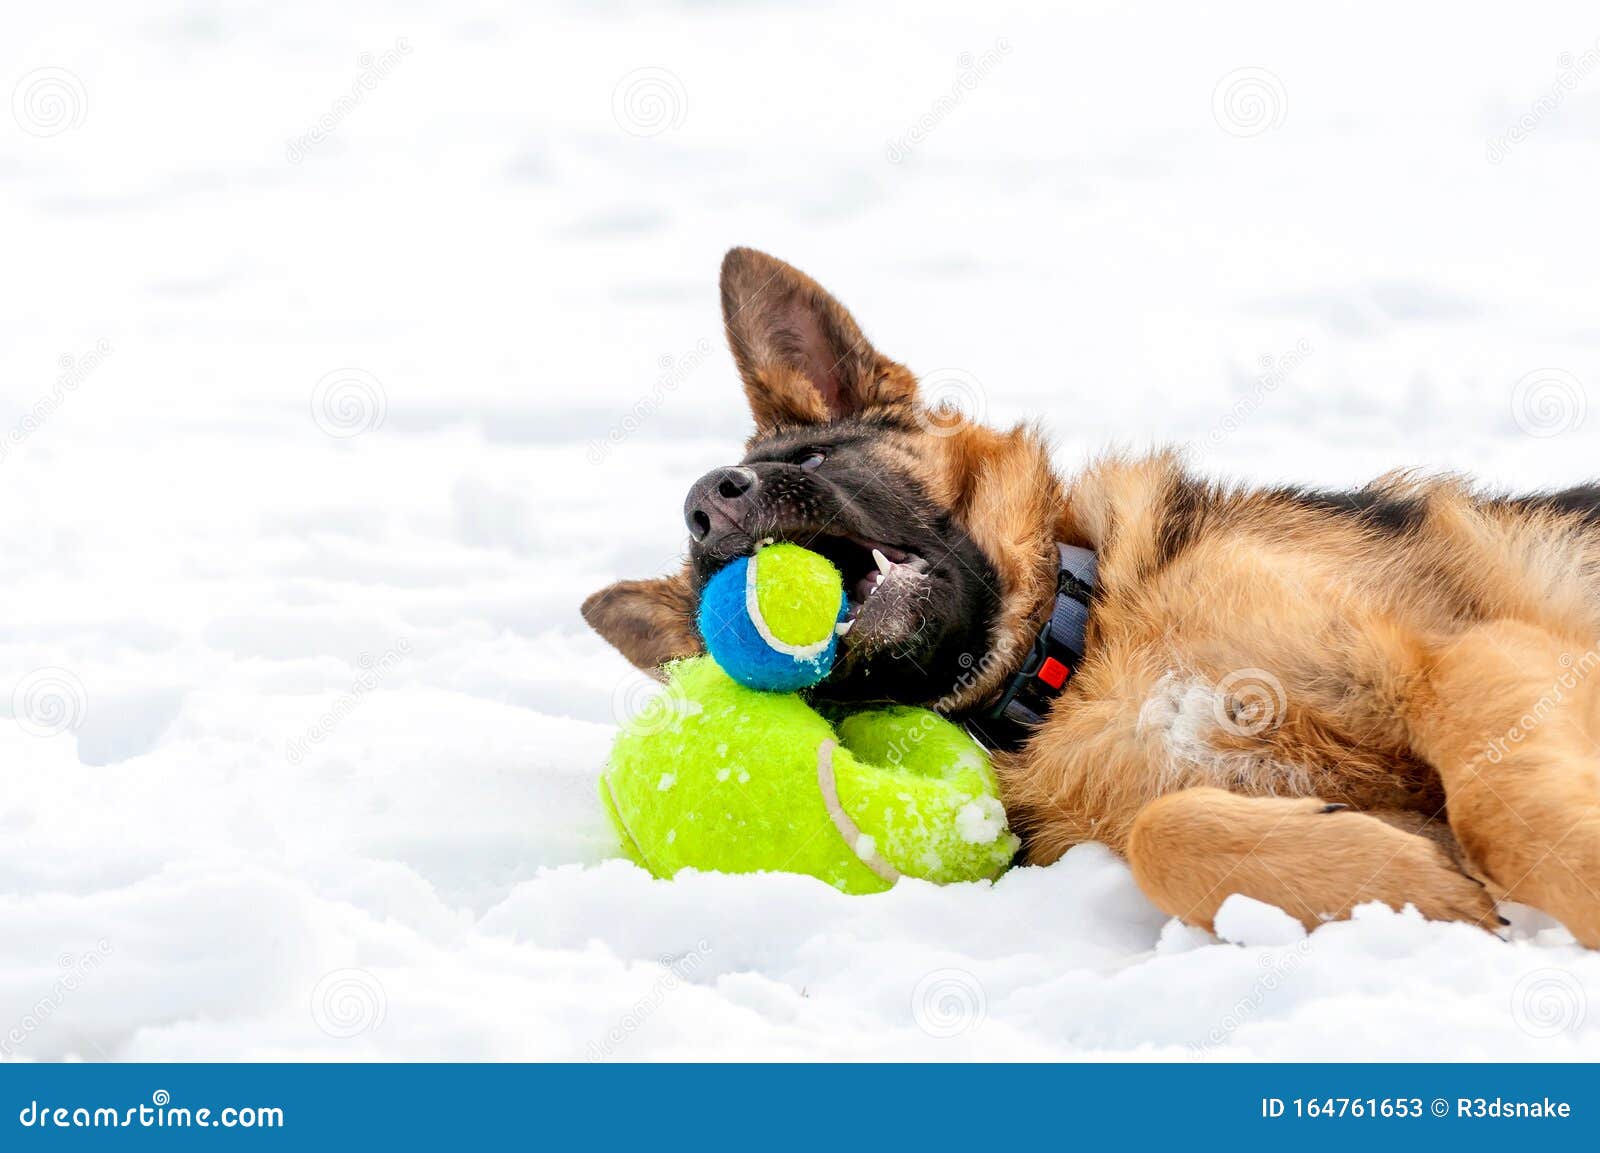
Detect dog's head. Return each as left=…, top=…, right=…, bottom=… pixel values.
left=582, top=248, right=1067, bottom=713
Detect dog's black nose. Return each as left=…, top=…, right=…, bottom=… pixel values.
left=685, top=466, right=759, bottom=543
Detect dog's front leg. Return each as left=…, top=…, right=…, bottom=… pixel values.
left=1124, top=787, right=1500, bottom=934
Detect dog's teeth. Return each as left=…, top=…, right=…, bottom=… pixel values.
left=835, top=619, right=853, bottom=636
left=872, top=548, right=894, bottom=576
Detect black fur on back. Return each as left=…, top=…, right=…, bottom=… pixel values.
left=1497, top=484, right=1600, bottom=529
left=1274, top=485, right=1429, bottom=536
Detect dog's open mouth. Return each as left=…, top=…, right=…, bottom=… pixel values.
left=798, top=534, right=932, bottom=654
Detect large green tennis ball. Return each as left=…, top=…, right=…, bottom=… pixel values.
left=600, top=656, right=1018, bottom=893
left=696, top=542, right=847, bottom=693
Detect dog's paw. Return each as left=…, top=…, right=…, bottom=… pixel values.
left=1335, top=812, right=1503, bottom=931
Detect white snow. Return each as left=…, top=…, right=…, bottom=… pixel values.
left=1213, top=895, right=1310, bottom=948
left=4, top=0, right=1600, bottom=1060
left=955, top=796, right=1007, bottom=845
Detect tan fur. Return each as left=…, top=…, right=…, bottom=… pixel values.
left=998, top=454, right=1600, bottom=942
left=1125, top=789, right=1498, bottom=930
left=585, top=248, right=1600, bottom=945
left=1406, top=621, right=1600, bottom=942
left=915, top=426, right=1064, bottom=711
left=720, top=247, right=919, bottom=431
left=580, top=571, right=700, bottom=676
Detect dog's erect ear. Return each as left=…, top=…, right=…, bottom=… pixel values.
left=720, top=247, right=917, bottom=430
left=582, top=571, right=704, bottom=674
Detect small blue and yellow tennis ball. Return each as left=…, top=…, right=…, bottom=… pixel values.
left=697, top=542, right=847, bottom=693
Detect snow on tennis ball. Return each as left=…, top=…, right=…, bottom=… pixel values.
left=695, top=542, right=848, bottom=693
left=600, top=656, right=1019, bottom=894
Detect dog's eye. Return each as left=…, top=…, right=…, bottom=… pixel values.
left=798, top=452, right=826, bottom=471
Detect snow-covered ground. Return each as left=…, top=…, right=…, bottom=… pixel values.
left=3, top=0, right=1599, bottom=1060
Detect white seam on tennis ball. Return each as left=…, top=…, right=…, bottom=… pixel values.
left=743, top=550, right=832, bottom=660
left=602, top=772, right=658, bottom=874
left=815, top=739, right=901, bottom=885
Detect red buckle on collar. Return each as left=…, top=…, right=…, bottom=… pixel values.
left=1036, top=656, right=1070, bottom=690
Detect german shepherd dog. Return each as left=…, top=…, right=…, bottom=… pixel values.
left=584, top=248, right=1600, bottom=946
